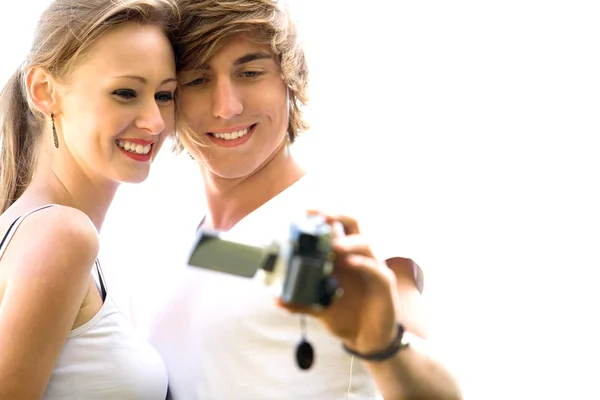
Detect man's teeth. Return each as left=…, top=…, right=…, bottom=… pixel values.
left=116, top=140, right=151, bottom=155
left=211, top=127, right=251, bottom=140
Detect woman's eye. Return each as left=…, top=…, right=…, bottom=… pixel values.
left=156, top=91, right=174, bottom=103
left=112, top=89, right=137, bottom=100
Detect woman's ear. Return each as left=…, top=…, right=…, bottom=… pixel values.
left=25, top=67, right=60, bottom=117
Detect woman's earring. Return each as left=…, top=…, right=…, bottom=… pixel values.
left=51, top=113, right=59, bottom=149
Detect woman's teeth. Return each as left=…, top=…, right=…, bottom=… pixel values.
left=211, top=126, right=251, bottom=140
left=116, top=140, right=151, bottom=155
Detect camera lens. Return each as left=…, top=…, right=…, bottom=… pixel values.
left=298, top=233, right=318, bottom=254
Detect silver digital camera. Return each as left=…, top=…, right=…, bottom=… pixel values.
left=187, top=213, right=341, bottom=308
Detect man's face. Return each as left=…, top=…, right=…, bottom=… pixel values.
left=178, top=33, right=289, bottom=180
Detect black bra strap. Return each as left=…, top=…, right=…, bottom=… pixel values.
left=94, top=259, right=107, bottom=300
left=0, top=205, right=55, bottom=255
left=0, top=204, right=107, bottom=300
left=0, top=216, right=21, bottom=253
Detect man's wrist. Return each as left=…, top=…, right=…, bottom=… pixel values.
left=342, top=323, right=410, bottom=362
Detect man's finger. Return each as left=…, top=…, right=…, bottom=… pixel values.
left=333, top=234, right=375, bottom=258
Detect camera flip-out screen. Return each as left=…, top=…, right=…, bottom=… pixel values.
left=187, top=229, right=274, bottom=278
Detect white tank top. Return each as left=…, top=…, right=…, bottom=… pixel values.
left=0, top=205, right=168, bottom=400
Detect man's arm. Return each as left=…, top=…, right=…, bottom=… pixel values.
left=362, top=257, right=462, bottom=400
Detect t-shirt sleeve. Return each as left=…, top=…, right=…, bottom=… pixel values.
left=358, top=204, right=425, bottom=295
left=301, top=174, right=426, bottom=293
left=372, top=240, right=425, bottom=294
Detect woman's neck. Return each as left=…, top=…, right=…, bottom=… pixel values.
left=24, top=157, right=119, bottom=231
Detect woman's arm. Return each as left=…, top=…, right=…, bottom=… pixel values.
left=0, top=206, right=99, bottom=399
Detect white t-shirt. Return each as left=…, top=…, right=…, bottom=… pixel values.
left=144, top=174, right=424, bottom=400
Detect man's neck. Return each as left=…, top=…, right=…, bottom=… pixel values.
left=201, top=146, right=305, bottom=231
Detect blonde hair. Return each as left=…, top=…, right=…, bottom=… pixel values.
left=0, top=0, right=179, bottom=213
left=173, top=0, right=309, bottom=153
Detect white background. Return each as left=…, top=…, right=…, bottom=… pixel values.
left=2, top=1, right=599, bottom=399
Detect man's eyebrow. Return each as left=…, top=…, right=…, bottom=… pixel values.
left=196, top=52, right=273, bottom=71
left=233, top=51, right=273, bottom=66
left=111, top=75, right=177, bottom=85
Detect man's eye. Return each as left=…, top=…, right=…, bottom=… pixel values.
left=241, top=71, right=263, bottom=79
left=186, top=78, right=207, bottom=86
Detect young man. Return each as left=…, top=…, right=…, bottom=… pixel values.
left=147, top=1, right=463, bottom=398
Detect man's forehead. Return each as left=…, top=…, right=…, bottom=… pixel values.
left=194, top=43, right=275, bottom=71
left=218, top=33, right=272, bottom=55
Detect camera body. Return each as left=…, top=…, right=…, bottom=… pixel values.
left=188, top=213, right=341, bottom=308
left=275, top=214, right=340, bottom=307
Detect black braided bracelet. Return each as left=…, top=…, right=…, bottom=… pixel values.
left=342, top=323, right=410, bottom=362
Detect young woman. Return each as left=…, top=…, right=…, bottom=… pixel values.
left=0, top=0, right=178, bottom=398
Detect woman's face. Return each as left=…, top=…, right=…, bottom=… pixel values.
left=55, top=22, right=177, bottom=184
